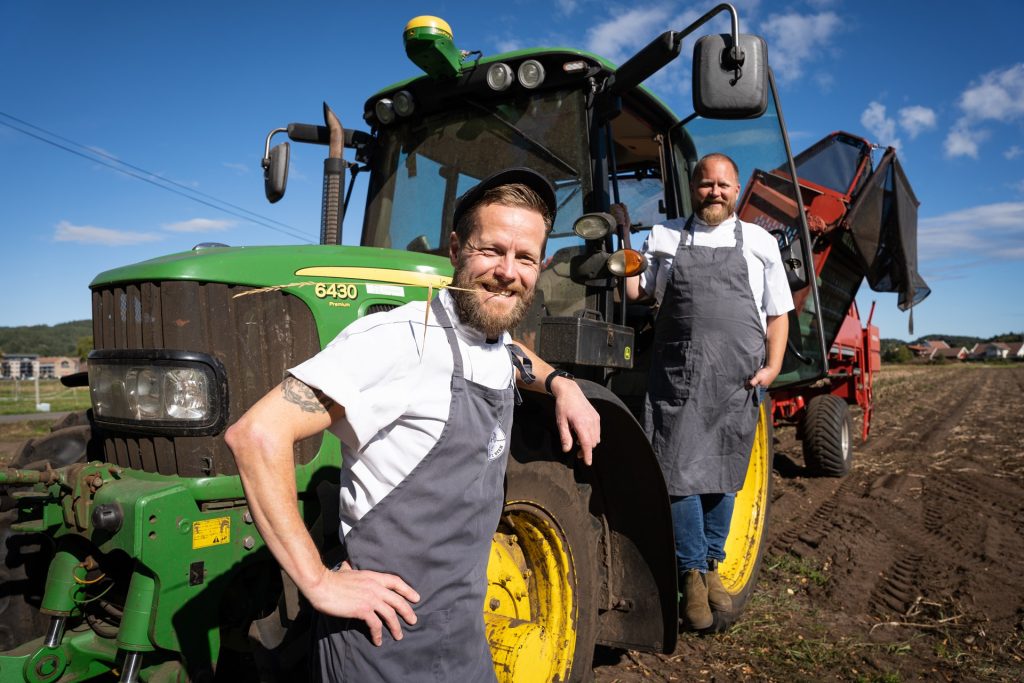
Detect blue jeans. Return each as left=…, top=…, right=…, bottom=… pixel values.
left=670, top=493, right=735, bottom=573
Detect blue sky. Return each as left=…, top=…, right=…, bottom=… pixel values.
left=2, top=1, right=1022, bottom=341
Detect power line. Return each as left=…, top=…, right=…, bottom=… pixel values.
left=0, top=111, right=315, bottom=244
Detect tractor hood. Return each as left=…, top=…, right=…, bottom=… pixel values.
left=91, top=245, right=453, bottom=291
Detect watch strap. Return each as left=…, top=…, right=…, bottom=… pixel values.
left=545, top=369, right=574, bottom=395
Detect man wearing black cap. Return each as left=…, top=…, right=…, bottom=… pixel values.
left=226, top=168, right=599, bottom=681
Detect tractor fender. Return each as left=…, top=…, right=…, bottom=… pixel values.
left=511, top=379, right=677, bottom=656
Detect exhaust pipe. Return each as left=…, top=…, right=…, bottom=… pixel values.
left=320, top=102, right=345, bottom=245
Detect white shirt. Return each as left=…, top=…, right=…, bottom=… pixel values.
left=637, top=214, right=795, bottom=331
left=289, top=289, right=513, bottom=536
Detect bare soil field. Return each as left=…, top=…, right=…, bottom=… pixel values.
left=595, top=364, right=1024, bottom=682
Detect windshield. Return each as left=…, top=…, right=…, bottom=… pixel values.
left=362, top=89, right=591, bottom=255
left=670, top=93, right=827, bottom=388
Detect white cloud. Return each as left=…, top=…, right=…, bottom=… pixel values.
left=494, top=38, right=522, bottom=54
left=757, top=12, right=840, bottom=83
left=943, top=123, right=988, bottom=159
left=53, top=220, right=162, bottom=246
left=162, top=218, right=236, bottom=233
left=814, top=72, right=835, bottom=93
left=556, top=0, right=577, bottom=15
left=1013, top=179, right=1024, bottom=193
left=898, top=105, right=936, bottom=139
left=860, top=101, right=901, bottom=150
left=946, top=63, right=1024, bottom=158
left=958, top=64, right=1024, bottom=122
left=918, top=202, right=1024, bottom=261
left=1005, top=145, right=1023, bottom=159
left=222, top=162, right=249, bottom=174
left=584, top=6, right=672, bottom=65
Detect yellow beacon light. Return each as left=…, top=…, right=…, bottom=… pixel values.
left=404, top=16, right=462, bottom=79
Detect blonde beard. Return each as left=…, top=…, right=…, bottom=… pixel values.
left=697, top=202, right=733, bottom=226
left=450, top=265, right=533, bottom=339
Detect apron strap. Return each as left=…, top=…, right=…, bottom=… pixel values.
left=429, top=295, right=465, bottom=379
left=506, top=344, right=534, bottom=406
left=682, top=214, right=696, bottom=245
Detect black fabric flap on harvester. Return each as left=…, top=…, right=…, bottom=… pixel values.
left=846, top=149, right=931, bottom=311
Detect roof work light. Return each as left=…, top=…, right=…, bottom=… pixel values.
left=404, top=16, right=462, bottom=79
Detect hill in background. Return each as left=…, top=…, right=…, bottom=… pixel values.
left=0, top=320, right=91, bottom=356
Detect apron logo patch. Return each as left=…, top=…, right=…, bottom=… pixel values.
left=487, top=421, right=507, bottom=461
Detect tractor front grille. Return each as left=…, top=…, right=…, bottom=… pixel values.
left=91, top=281, right=321, bottom=477
left=365, top=303, right=398, bottom=315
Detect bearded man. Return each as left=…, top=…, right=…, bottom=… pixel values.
left=226, top=168, right=600, bottom=681
left=626, top=153, right=794, bottom=630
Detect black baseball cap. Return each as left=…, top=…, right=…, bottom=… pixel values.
left=452, top=167, right=557, bottom=230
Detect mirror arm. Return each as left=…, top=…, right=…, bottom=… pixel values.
left=262, top=127, right=288, bottom=167
left=679, top=3, right=741, bottom=50
left=604, top=3, right=742, bottom=99
left=605, top=31, right=682, bottom=98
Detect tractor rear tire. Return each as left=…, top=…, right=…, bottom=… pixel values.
left=801, top=394, right=853, bottom=477
left=0, top=415, right=92, bottom=651
left=708, top=398, right=774, bottom=632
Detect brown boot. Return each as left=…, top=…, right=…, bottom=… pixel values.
left=682, top=569, right=713, bottom=630
left=706, top=559, right=733, bottom=612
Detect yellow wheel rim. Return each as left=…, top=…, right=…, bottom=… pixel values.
left=485, top=503, right=577, bottom=682
left=720, top=402, right=771, bottom=592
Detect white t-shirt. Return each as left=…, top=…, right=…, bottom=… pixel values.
left=637, top=214, right=795, bottom=331
left=289, top=289, right=514, bottom=536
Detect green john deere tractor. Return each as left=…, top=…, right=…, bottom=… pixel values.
left=0, top=6, right=830, bottom=681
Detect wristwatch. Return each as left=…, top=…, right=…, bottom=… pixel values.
left=545, top=369, right=575, bottom=395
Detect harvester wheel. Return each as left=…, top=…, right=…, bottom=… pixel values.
left=486, top=457, right=599, bottom=682
left=708, top=398, right=774, bottom=632
left=801, top=394, right=853, bottom=477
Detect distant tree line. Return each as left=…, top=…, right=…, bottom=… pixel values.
left=0, top=320, right=92, bottom=358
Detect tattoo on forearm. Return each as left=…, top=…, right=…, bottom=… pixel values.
left=281, top=376, right=335, bottom=413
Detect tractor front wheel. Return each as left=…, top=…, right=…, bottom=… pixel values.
left=801, top=394, right=853, bottom=477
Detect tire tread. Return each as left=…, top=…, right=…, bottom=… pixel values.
left=802, top=395, right=853, bottom=477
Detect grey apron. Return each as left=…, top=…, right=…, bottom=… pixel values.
left=643, top=216, right=765, bottom=496
left=315, top=296, right=514, bottom=682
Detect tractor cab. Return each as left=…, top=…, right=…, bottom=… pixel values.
left=347, top=16, right=830, bottom=402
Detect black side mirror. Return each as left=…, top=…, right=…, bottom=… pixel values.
left=770, top=229, right=809, bottom=291
left=263, top=141, right=290, bottom=203
left=692, top=33, right=768, bottom=119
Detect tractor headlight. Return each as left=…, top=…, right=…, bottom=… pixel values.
left=393, top=90, right=416, bottom=117
left=517, top=60, right=545, bottom=89
left=375, top=98, right=397, bottom=125
left=486, top=63, right=514, bottom=91
left=573, top=212, right=615, bottom=240
left=88, top=350, right=228, bottom=435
